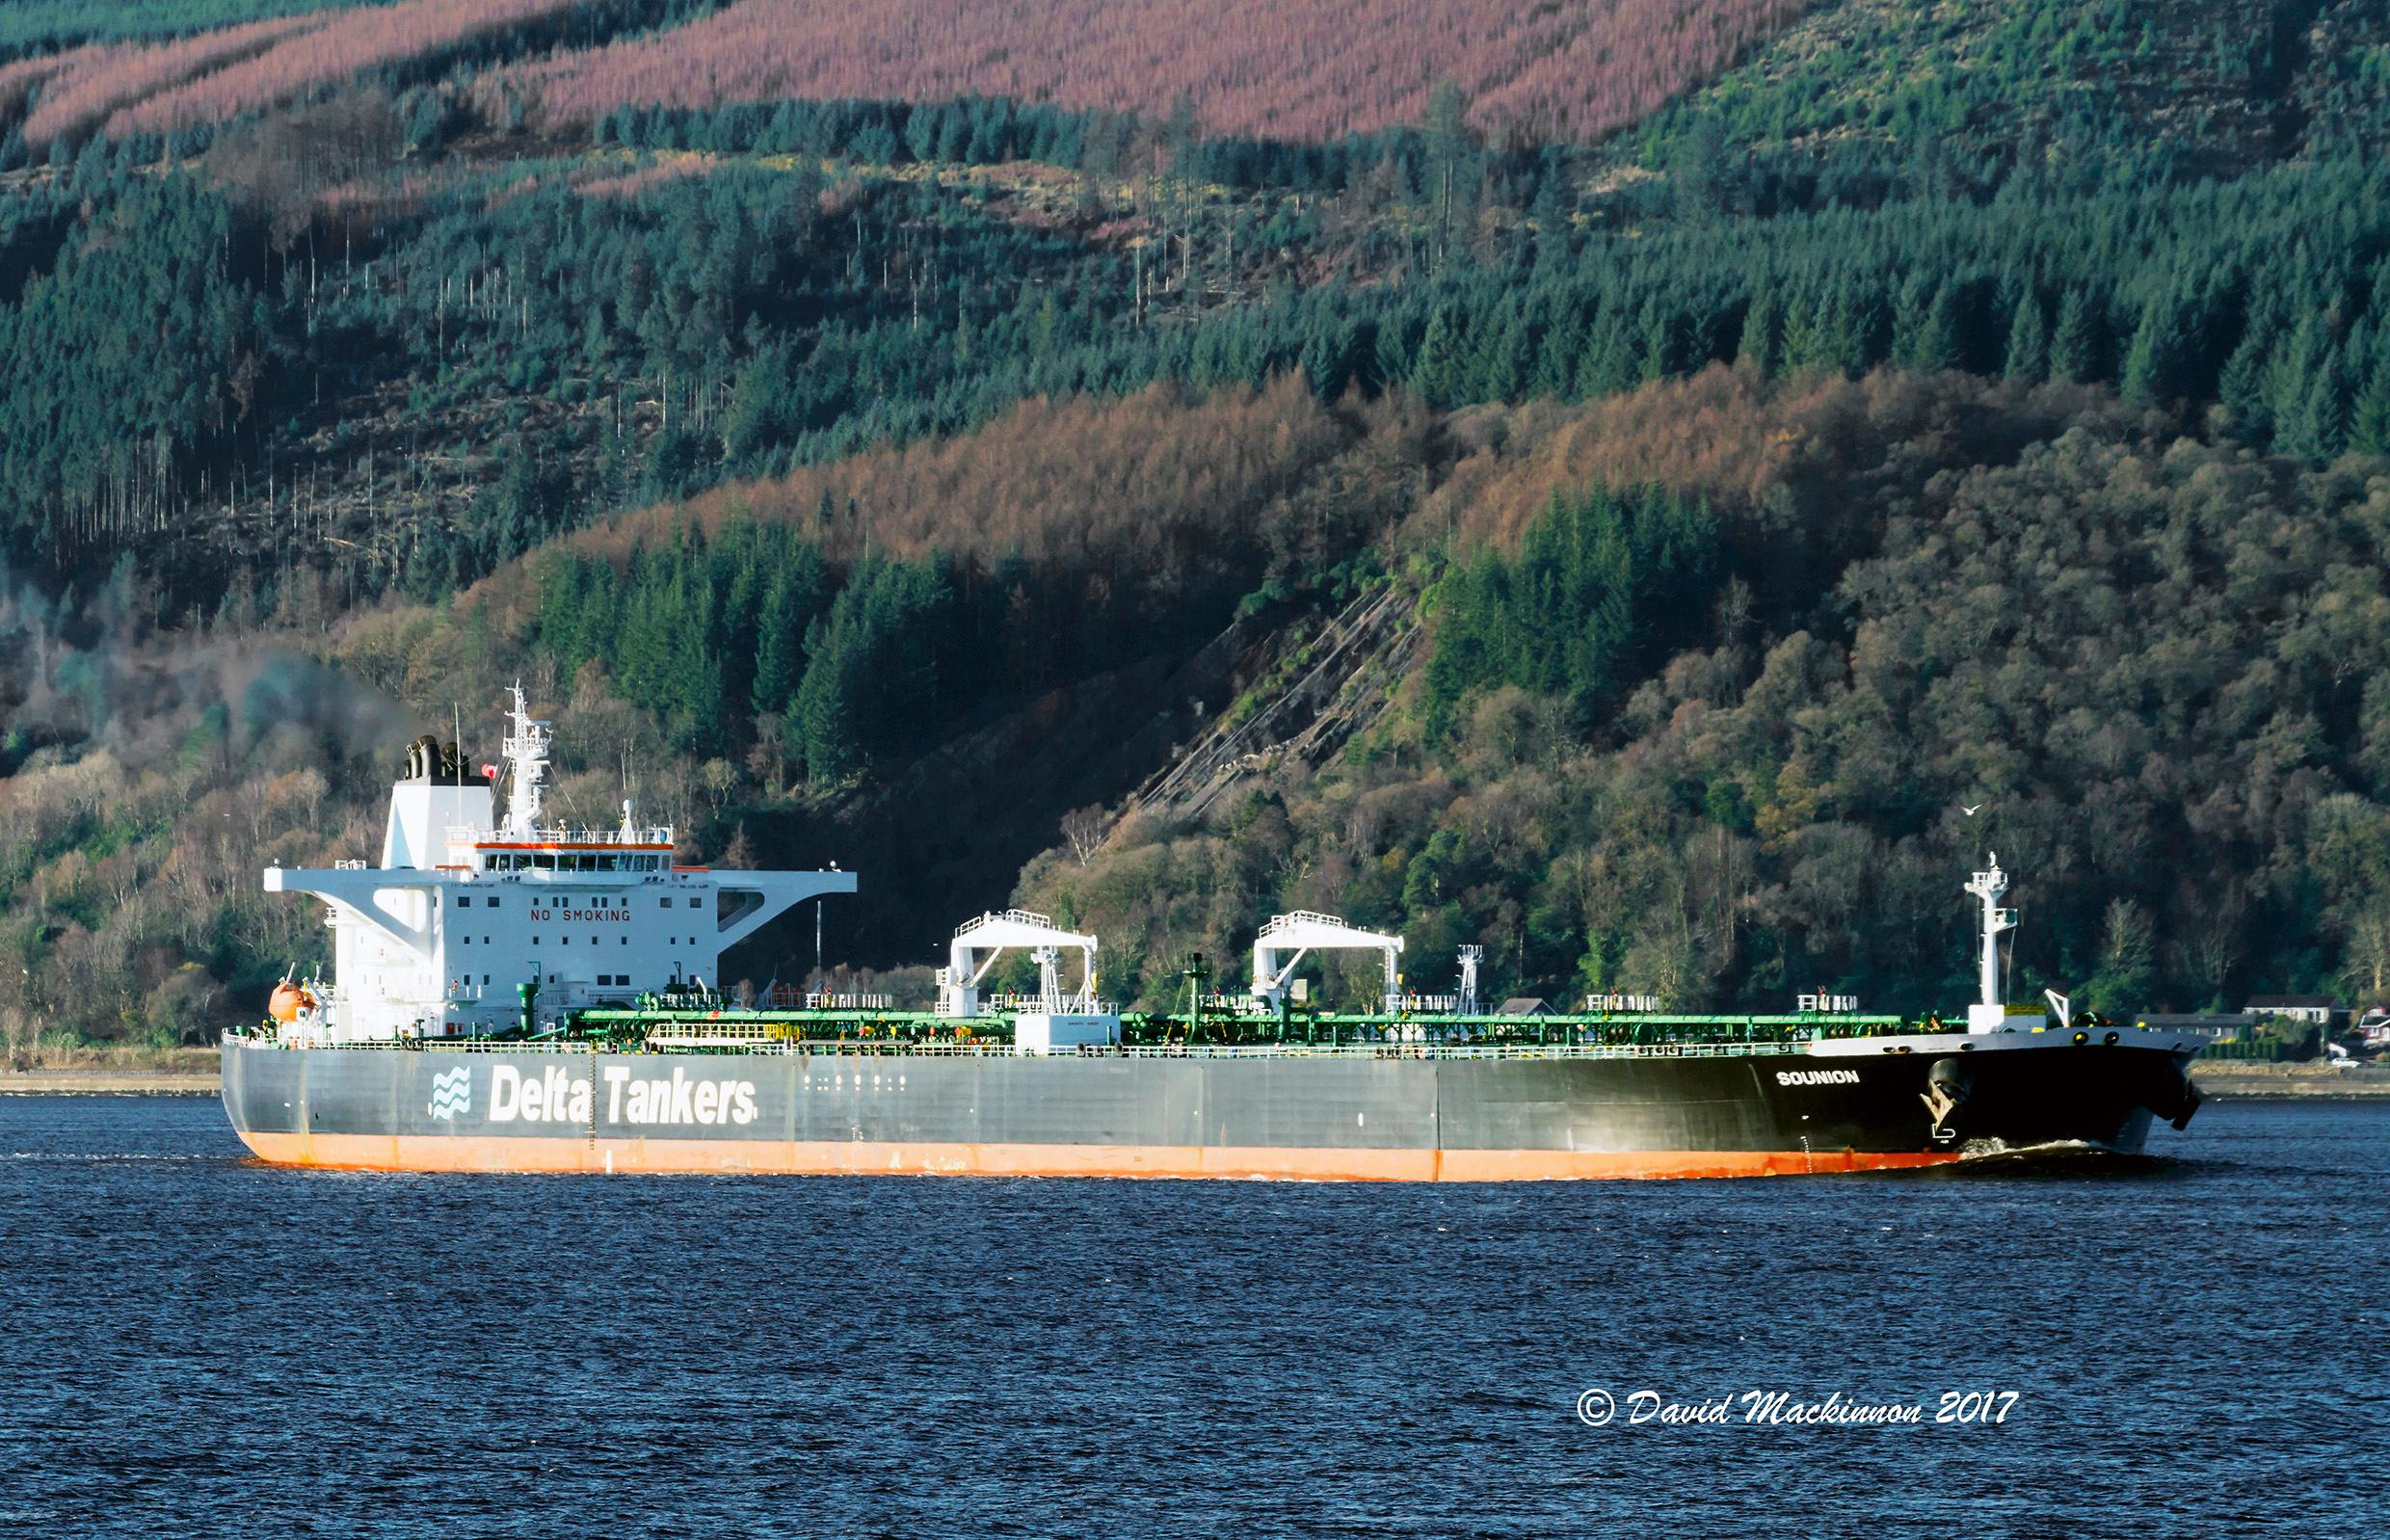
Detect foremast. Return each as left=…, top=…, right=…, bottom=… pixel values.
left=499, top=681, right=552, bottom=839
left=1964, top=854, right=2016, bottom=1033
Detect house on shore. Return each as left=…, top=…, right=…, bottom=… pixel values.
left=2241, top=996, right=2345, bottom=1027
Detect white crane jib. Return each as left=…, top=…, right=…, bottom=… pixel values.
left=1251, top=911, right=1403, bottom=1011
left=939, top=910, right=1100, bottom=1017
left=1964, top=853, right=2017, bottom=1033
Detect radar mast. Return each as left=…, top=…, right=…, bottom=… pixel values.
left=499, top=681, right=552, bottom=839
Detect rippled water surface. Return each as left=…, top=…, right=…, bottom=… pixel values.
left=0, top=1097, right=2380, bottom=1537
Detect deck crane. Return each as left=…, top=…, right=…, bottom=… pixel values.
left=1251, top=911, right=1404, bottom=1013
left=937, top=909, right=1101, bottom=1018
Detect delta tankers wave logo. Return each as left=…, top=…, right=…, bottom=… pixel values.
left=427, top=1065, right=472, bottom=1119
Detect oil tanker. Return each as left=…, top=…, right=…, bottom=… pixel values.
left=222, top=689, right=2204, bottom=1179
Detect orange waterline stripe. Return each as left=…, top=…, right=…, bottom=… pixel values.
left=235, top=1131, right=1963, bottom=1182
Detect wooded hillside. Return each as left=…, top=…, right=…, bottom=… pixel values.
left=6, top=0, right=2390, bottom=1047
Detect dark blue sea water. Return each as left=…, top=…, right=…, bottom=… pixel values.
left=0, top=1097, right=2380, bottom=1538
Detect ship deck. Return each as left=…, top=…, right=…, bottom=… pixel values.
left=230, top=1007, right=2203, bottom=1061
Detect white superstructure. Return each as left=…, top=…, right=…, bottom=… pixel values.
left=264, top=686, right=855, bottom=1041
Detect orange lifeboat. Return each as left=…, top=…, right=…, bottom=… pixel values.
left=268, top=982, right=316, bottom=1022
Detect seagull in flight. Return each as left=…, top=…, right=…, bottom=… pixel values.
left=1961, top=805, right=1981, bottom=817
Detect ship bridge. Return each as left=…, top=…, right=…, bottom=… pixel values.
left=262, top=684, right=855, bottom=1041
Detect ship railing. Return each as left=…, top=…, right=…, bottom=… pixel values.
left=983, top=991, right=1117, bottom=1016
left=1257, top=910, right=1346, bottom=937
left=954, top=908, right=1055, bottom=938
left=1102, top=1042, right=1823, bottom=1060
left=1031, top=1041, right=1822, bottom=1061
left=231, top=1036, right=1878, bottom=1062
left=450, top=824, right=677, bottom=847
left=755, top=986, right=898, bottom=1011
left=612, top=1038, right=1878, bottom=1061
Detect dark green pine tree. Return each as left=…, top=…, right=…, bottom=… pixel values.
left=751, top=577, right=800, bottom=719
left=2049, top=289, right=2104, bottom=384
left=1531, top=297, right=1589, bottom=399
left=2119, top=305, right=2166, bottom=403
left=791, top=612, right=860, bottom=783
left=1895, top=277, right=1962, bottom=373
left=2283, top=346, right=2349, bottom=465
left=1471, top=294, right=1531, bottom=403
left=1738, top=281, right=1781, bottom=376
left=1370, top=307, right=1421, bottom=395
left=2217, top=325, right=2274, bottom=445
left=2003, top=290, right=2050, bottom=382
left=1778, top=283, right=1827, bottom=374
left=1636, top=299, right=1680, bottom=384
left=1409, top=301, right=1468, bottom=406
left=2120, top=286, right=2200, bottom=405
left=1574, top=305, right=1638, bottom=399
left=2348, top=336, right=2390, bottom=457
left=1822, top=276, right=1883, bottom=379
left=2263, top=314, right=2330, bottom=448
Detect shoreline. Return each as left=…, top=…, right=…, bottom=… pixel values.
left=5, top=1062, right=2389, bottom=1101
left=0, top=1069, right=220, bottom=1096
left=2190, top=1063, right=2390, bottom=1099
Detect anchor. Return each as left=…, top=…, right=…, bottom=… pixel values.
left=1920, top=1058, right=1973, bottom=1142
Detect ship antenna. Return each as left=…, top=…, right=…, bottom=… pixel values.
left=2005, top=906, right=2017, bottom=1003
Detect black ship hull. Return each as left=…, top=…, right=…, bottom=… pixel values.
left=222, top=1031, right=2202, bottom=1179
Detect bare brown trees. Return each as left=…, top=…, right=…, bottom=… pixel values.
left=506, top=0, right=1815, bottom=144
